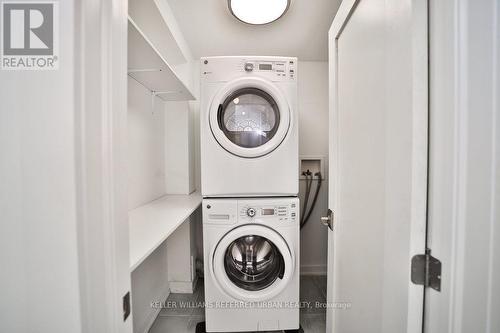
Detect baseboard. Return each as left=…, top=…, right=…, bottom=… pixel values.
left=300, top=264, right=327, bottom=276
left=140, top=287, right=170, bottom=333
left=169, top=276, right=198, bottom=293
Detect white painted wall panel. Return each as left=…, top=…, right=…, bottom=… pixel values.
left=127, top=77, right=166, bottom=209
left=131, top=242, right=169, bottom=333
left=167, top=219, right=196, bottom=292
left=0, top=1, right=82, bottom=332
left=128, top=73, right=169, bottom=333
left=164, top=101, right=195, bottom=195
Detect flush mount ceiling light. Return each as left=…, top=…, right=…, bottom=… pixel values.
left=228, top=0, right=291, bottom=25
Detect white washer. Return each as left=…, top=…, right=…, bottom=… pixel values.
left=200, top=56, right=299, bottom=197
left=203, top=197, right=300, bottom=332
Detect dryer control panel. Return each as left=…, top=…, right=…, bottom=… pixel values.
left=201, top=56, right=298, bottom=83
left=241, top=59, right=296, bottom=80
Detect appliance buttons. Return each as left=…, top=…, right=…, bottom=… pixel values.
left=246, top=207, right=256, bottom=217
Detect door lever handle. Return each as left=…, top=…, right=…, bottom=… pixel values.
left=321, top=209, right=334, bottom=231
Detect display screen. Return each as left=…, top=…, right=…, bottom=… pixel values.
left=259, top=64, right=273, bottom=71
left=261, top=208, right=275, bottom=216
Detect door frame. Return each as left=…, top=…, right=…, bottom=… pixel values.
left=425, top=0, right=500, bottom=332
left=326, top=0, right=429, bottom=332
left=74, top=0, right=132, bottom=332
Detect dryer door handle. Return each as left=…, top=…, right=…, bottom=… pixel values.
left=217, top=104, right=223, bottom=129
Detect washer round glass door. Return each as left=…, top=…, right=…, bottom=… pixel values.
left=212, top=225, right=294, bottom=301
left=224, top=235, right=284, bottom=291
left=209, top=77, right=291, bottom=158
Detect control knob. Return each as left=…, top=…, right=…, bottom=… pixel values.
left=244, top=63, right=254, bottom=72
left=246, top=207, right=256, bottom=218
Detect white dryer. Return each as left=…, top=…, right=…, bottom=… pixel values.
left=202, top=197, right=300, bottom=332
left=200, top=56, right=298, bottom=197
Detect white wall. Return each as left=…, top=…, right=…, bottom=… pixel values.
left=0, top=1, right=83, bottom=332
left=164, top=101, right=196, bottom=194
left=131, top=242, right=169, bottom=333
left=127, top=79, right=170, bottom=333
left=167, top=218, right=196, bottom=292
left=127, top=78, right=166, bottom=209
left=298, top=61, right=330, bottom=275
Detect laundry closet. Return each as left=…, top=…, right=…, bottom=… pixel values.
left=125, top=1, right=332, bottom=332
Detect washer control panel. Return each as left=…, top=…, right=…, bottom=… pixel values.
left=239, top=201, right=298, bottom=223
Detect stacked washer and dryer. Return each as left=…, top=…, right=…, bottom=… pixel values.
left=199, top=56, right=301, bottom=332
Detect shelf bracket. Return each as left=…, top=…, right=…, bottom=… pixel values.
left=151, top=91, right=155, bottom=115
left=150, top=91, right=181, bottom=114
left=153, top=91, right=180, bottom=96
left=127, top=70, right=182, bottom=112
left=127, top=68, right=163, bottom=74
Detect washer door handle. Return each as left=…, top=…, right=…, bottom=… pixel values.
left=217, top=104, right=223, bottom=129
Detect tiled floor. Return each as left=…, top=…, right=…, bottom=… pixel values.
left=149, top=275, right=327, bottom=333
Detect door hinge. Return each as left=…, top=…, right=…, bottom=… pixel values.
left=321, top=209, right=334, bottom=231
left=123, top=291, right=131, bottom=321
left=411, top=248, right=441, bottom=292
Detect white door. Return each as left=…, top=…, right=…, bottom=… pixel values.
left=325, top=0, right=429, bottom=332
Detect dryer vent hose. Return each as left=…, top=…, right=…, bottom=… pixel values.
left=300, top=171, right=322, bottom=229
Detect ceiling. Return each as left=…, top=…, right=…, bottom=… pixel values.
left=167, top=0, right=342, bottom=62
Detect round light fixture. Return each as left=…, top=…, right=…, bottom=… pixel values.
left=228, top=0, right=291, bottom=25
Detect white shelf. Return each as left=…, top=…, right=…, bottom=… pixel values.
left=129, top=192, right=202, bottom=271
left=129, top=0, right=191, bottom=66
left=128, top=18, right=195, bottom=102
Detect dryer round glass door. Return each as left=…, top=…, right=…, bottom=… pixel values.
left=218, top=88, right=280, bottom=149
left=209, top=77, right=291, bottom=158
left=211, top=224, right=295, bottom=302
